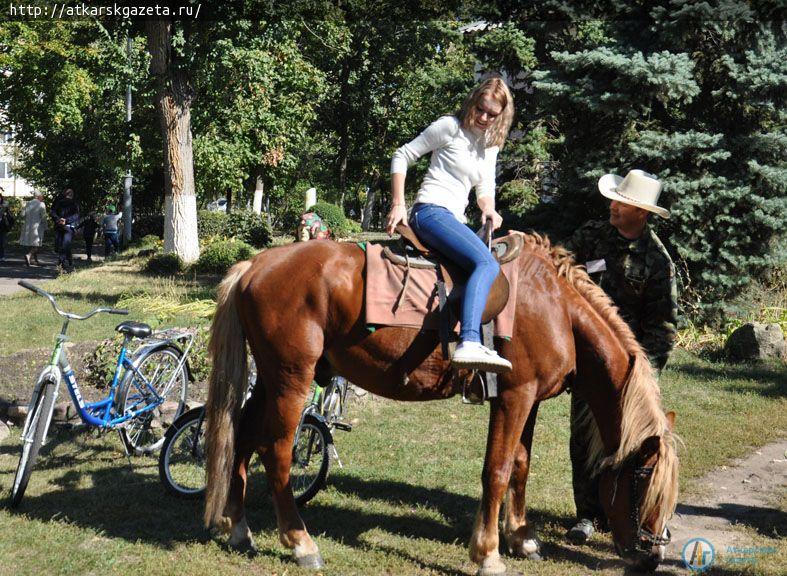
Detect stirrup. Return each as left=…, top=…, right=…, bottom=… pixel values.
left=462, top=371, right=487, bottom=405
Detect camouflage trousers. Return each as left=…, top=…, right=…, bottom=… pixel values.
left=569, top=371, right=661, bottom=524
left=569, top=392, right=605, bottom=523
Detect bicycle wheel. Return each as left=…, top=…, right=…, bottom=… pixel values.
left=291, top=415, right=332, bottom=506
left=118, top=345, right=188, bottom=455
left=158, top=407, right=206, bottom=498
left=10, top=378, right=57, bottom=508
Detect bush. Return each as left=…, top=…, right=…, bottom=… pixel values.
left=82, top=336, right=124, bottom=389
left=144, top=252, right=185, bottom=275
left=83, top=327, right=211, bottom=389
left=311, top=201, right=357, bottom=238
left=195, top=238, right=254, bottom=274
left=3, top=197, right=23, bottom=237
left=131, top=234, right=162, bottom=249
left=224, top=209, right=272, bottom=248
left=134, top=213, right=164, bottom=238
left=197, top=210, right=227, bottom=240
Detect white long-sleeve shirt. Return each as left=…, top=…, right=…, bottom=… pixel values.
left=390, top=115, right=498, bottom=223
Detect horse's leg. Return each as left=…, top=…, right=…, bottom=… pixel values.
left=224, top=386, right=267, bottom=553
left=259, top=370, right=324, bottom=569
left=503, top=401, right=542, bottom=560
left=470, top=389, right=534, bottom=576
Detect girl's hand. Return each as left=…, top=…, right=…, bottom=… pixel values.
left=482, top=209, right=503, bottom=231
left=386, top=204, right=408, bottom=236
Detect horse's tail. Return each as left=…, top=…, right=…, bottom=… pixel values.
left=204, top=260, right=253, bottom=528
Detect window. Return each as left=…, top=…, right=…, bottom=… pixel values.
left=1, top=132, right=12, bottom=143
left=0, top=162, right=9, bottom=179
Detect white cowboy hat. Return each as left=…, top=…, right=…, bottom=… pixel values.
left=597, top=169, right=670, bottom=219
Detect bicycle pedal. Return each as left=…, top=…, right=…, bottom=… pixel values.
left=332, top=421, right=353, bottom=432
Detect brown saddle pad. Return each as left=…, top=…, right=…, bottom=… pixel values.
left=364, top=232, right=523, bottom=338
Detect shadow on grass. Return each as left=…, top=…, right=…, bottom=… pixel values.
left=0, top=261, right=59, bottom=282
left=12, top=288, right=125, bottom=308
left=7, top=454, right=765, bottom=575
left=676, top=502, right=786, bottom=539
left=670, top=360, right=787, bottom=399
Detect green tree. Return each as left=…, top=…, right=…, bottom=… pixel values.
left=190, top=19, right=327, bottom=222
left=522, top=4, right=786, bottom=321
left=0, top=19, right=161, bottom=213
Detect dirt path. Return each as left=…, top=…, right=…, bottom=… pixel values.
left=666, top=438, right=786, bottom=569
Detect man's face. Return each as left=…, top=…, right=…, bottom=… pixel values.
left=609, top=200, right=649, bottom=231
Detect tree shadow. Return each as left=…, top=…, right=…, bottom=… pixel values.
left=7, top=456, right=759, bottom=574
left=675, top=502, right=786, bottom=539
left=669, top=361, right=786, bottom=399
left=0, top=260, right=58, bottom=281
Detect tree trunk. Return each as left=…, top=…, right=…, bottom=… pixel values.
left=225, top=188, right=233, bottom=213
left=335, top=58, right=351, bottom=206
left=362, top=170, right=380, bottom=231
left=253, top=175, right=264, bottom=214
left=146, top=19, right=200, bottom=263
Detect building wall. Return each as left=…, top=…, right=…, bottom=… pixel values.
left=0, top=130, right=36, bottom=198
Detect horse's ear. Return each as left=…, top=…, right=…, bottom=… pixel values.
left=665, top=411, right=676, bottom=431
left=639, top=436, right=661, bottom=460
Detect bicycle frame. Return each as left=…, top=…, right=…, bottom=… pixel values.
left=38, top=317, right=194, bottom=431
left=292, top=376, right=349, bottom=467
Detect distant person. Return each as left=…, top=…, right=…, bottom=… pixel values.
left=297, top=212, right=331, bottom=241
left=82, top=212, right=98, bottom=262
left=102, top=204, right=122, bottom=257
left=563, top=169, right=678, bottom=545
left=51, top=188, right=80, bottom=271
left=20, top=192, right=48, bottom=266
left=0, top=188, right=13, bottom=263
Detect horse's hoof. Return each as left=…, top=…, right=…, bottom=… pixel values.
left=526, top=551, right=543, bottom=561
left=231, top=541, right=258, bottom=558
left=477, top=569, right=523, bottom=576
left=295, top=552, right=325, bottom=570
left=476, top=556, right=510, bottom=576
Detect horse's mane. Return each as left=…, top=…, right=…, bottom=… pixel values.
left=519, top=232, right=679, bottom=529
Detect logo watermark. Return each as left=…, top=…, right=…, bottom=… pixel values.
left=682, top=538, right=715, bottom=572
left=726, top=545, right=777, bottom=566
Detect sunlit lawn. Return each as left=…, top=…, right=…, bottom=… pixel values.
left=0, top=255, right=784, bottom=575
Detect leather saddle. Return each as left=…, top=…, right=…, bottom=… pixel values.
left=383, top=224, right=522, bottom=324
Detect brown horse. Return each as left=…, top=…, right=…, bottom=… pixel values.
left=203, top=234, right=679, bottom=575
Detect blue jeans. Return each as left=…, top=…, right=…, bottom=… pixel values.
left=409, top=203, right=499, bottom=343
left=58, top=226, right=74, bottom=267
left=104, top=231, right=119, bottom=256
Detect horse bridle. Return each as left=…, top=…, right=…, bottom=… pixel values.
left=610, top=462, right=672, bottom=555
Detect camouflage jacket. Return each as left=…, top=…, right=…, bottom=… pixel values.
left=564, top=220, right=678, bottom=370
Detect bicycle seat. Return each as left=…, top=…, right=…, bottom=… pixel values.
left=115, top=321, right=152, bottom=339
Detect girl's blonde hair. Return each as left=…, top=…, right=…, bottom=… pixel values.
left=457, top=76, right=515, bottom=148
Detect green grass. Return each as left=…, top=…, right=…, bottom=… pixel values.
left=0, top=352, right=784, bottom=575
left=0, top=258, right=215, bottom=357
left=0, top=255, right=784, bottom=575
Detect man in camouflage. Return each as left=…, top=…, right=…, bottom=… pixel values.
left=563, top=169, right=678, bottom=544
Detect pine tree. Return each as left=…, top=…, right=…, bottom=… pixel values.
left=519, top=2, right=786, bottom=321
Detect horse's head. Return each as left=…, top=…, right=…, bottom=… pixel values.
left=598, top=411, right=678, bottom=572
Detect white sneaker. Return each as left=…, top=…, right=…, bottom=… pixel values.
left=452, top=341, right=512, bottom=373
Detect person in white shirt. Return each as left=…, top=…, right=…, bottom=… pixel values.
left=385, top=76, right=514, bottom=373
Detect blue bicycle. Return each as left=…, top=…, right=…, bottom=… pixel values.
left=10, top=280, right=193, bottom=507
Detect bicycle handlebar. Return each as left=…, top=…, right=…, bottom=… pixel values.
left=17, top=280, right=129, bottom=320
